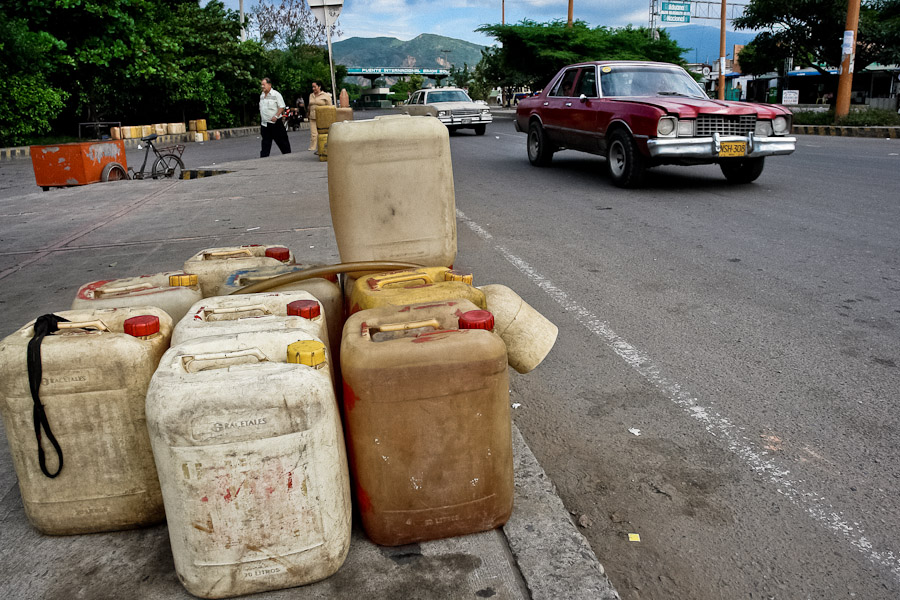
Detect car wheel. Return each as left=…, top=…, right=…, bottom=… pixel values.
left=606, top=130, right=646, bottom=188
left=474, top=124, right=486, bottom=136
left=719, top=157, right=765, bottom=184
left=527, top=122, right=554, bottom=167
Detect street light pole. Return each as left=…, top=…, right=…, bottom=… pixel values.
left=718, top=0, right=726, bottom=100
left=567, top=0, right=574, bottom=27
left=835, top=0, right=861, bottom=118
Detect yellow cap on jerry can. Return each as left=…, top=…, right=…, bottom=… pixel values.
left=169, top=273, right=199, bottom=287
left=287, top=340, right=326, bottom=367
left=444, top=270, right=474, bottom=284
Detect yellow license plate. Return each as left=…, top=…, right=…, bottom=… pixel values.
left=718, top=142, right=746, bottom=157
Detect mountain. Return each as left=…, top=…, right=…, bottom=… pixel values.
left=333, top=34, right=486, bottom=70
left=663, top=25, right=758, bottom=64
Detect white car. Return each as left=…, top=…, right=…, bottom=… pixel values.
left=406, top=88, right=492, bottom=135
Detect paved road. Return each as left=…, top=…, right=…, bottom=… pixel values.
left=3, top=117, right=899, bottom=598
left=449, top=123, right=900, bottom=599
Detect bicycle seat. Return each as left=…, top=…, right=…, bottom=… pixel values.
left=141, top=134, right=159, bottom=142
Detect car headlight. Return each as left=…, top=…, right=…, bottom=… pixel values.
left=657, top=116, right=677, bottom=137
left=677, top=120, right=694, bottom=136
left=755, top=121, right=774, bottom=137
left=772, top=115, right=790, bottom=135
left=437, top=110, right=448, bottom=117
left=481, top=109, right=491, bottom=116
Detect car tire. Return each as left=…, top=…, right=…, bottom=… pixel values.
left=527, top=122, right=554, bottom=167
left=719, top=157, right=765, bottom=184
left=474, top=124, right=486, bottom=136
left=606, top=130, right=646, bottom=188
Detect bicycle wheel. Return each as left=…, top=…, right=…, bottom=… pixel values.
left=152, top=154, right=184, bottom=179
left=101, top=162, right=130, bottom=182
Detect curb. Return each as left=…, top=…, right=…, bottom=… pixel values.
left=0, top=124, right=309, bottom=162
left=793, top=124, right=900, bottom=138
left=507, top=425, right=620, bottom=600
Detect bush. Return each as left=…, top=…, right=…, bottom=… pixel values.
left=792, top=108, right=900, bottom=127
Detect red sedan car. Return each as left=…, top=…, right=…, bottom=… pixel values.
left=515, top=61, right=796, bottom=187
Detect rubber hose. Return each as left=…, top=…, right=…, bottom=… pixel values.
left=229, top=261, right=425, bottom=295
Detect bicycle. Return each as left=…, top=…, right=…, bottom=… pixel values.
left=127, top=134, right=186, bottom=180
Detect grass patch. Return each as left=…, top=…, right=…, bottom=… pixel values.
left=793, top=108, right=900, bottom=127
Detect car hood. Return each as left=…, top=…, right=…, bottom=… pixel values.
left=426, top=101, right=485, bottom=111
left=614, top=96, right=790, bottom=118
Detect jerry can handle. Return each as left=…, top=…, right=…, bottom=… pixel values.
left=94, top=283, right=155, bottom=297
left=202, top=304, right=272, bottom=318
left=202, top=248, right=254, bottom=260
left=181, top=348, right=268, bottom=373
left=363, top=318, right=441, bottom=340
left=56, top=320, right=110, bottom=332
left=369, top=272, right=434, bottom=290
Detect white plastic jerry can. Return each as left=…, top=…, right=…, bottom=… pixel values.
left=72, top=272, right=202, bottom=324
left=146, top=330, right=351, bottom=598
left=183, top=245, right=295, bottom=297
left=171, top=291, right=331, bottom=365
left=327, top=115, right=457, bottom=267
left=216, top=265, right=343, bottom=357
left=0, top=307, right=172, bottom=534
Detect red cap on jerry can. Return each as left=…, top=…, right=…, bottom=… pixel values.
left=458, top=310, right=494, bottom=331
left=265, top=246, right=291, bottom=261
left=287, top=299, right=321, bottom=319
left=124, top=315, right=160, bottom=337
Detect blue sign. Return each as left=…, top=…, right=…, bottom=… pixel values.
left=661, top=14, right=691, bottom=22
left=661, top=2, right=691, bottom=11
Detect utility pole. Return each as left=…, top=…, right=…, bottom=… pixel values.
left=240, top=0, right=246, bottom=42
left=502, top=0, right=505, bottom=25
left=835, top=0, right=861, bottom=118
left=717, top=0, right=726, bottom=99
left=567, top=0, right=574, bottom=27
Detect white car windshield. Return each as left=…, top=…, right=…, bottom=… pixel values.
left=426, top=90, right=473, bottom=103
left=600, top=66, right=706, bottom=99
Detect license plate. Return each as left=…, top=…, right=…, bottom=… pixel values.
left=718, top=141, right=746, bottom=157
left=461, top=118, right=472, bottom=124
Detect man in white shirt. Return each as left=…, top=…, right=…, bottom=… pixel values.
left=259, top=77, right=292, bottom=157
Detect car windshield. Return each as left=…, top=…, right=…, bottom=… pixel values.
left=600, top=66, right=706, bottom=99
left=426, top=90, right=473, bottom=103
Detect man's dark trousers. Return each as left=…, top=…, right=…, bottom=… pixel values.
left=260, top=121, right=292, bottom=157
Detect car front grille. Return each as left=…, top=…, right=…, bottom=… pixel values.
left=696, top=114, right=756, bottom=136
left=451, top=109, right=479, bottom=117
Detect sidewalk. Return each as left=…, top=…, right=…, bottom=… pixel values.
left=0, top=151, right=619, bottom=599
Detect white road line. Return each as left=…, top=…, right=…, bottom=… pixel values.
left=457, top=208, right=900, bottom=582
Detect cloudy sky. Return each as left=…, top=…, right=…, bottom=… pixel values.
left=221, top=0, right=654, bottom=47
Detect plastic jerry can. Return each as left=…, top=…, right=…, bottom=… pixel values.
left=348, top=266, right=486, bottom=315
left=183, top=245, right=295, bottom=297
left=217, top=265, right=343, bottom=356
left=0, top=307, right=172, bottom=534
left=171, top=291, right=331, bottom=360
left=327, top=115, right=457, bottom=267
left=341, top=300, right=513, bottom=546
left=315, top=105, right=337, bottom=132
left=317, top=133, right=328, bottom=162
left=72, top=272, right=202, bottom=324
left=146, top=330, right=351, bottom=598
left=480, top=284, right=559, bottom=374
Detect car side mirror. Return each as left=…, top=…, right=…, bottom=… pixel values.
left=579, top=94, right=588, bottom=103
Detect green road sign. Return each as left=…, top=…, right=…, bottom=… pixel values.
left=661, top=13, right=691, bottom=22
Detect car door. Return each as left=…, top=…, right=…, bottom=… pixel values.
left=540, top=67, right=580, bottom=147
left=565, top=66, right=601, bottom=152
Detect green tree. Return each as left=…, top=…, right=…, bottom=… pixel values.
left=449, top=63, right=472, bottom=88
left=388, top=73, right=424, bottom=102
left=476, top=20, right=687, bottom=91
left=0, top=13, right=69, bottom=146
left=733, top=0, right=900, bottom=75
